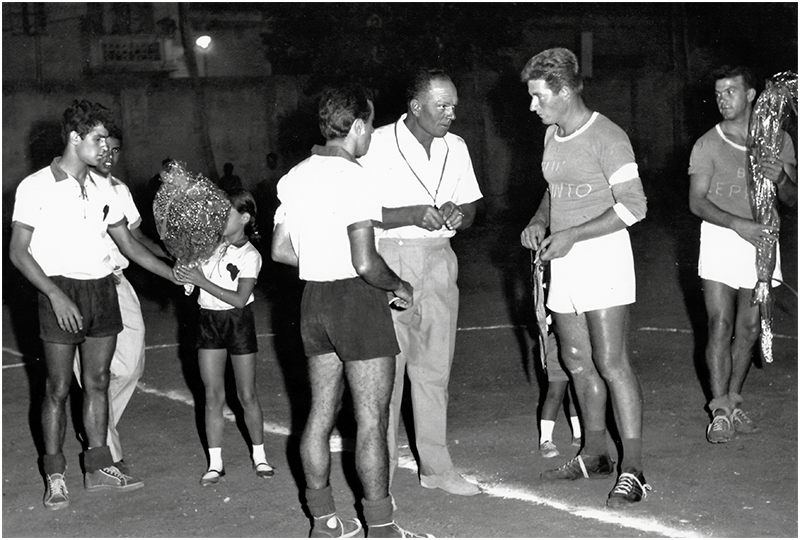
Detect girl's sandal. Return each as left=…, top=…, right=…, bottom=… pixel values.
left=200, top=469, right=225, bottom=487
left=254, top=462, right=275, bottom=478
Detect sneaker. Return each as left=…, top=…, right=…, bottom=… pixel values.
left=606, top=470, right=651, bottom=508
left=85, top=465, right=144, bottom=492
left=540, top=454, right=614, bottom=481
left=539, top=440, right=560, bottom=458
left=420, top=470, right=480, bottom=496
left=571, top=436, right=582, bottom=447
left=731, top=408, right=759, bottom=433
left=706, top=414, right=733, bottom=443
left=367, top=521, right=434, bottom=538
left=310, top=515, right=363, bottom=538
left=43, top=473, right=69, bottom=510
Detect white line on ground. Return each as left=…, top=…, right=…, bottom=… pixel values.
left=138, top=383, right=702, bottom=538
left=3, top=329, right=709, bottom=537
left=4, top=323, right=796, bottom=369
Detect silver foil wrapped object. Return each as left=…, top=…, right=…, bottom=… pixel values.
left=746, top=71, right=797, bottom=363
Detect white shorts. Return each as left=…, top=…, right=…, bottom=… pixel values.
left=547, top=229, right=636, bottom=314
left=699, top=221, right=782, bottom=289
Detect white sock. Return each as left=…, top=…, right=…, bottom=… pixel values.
left=570, top=416, right=582, bottom=438
left=540, top=420, right=555, bottom=443
left=252, top=443, right=267, bottom=464
left=208, top=447, right=223, bottom=471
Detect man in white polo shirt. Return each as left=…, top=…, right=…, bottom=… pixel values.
left=358, top=68, right=483, bottom=497
left=72, top=124, right=170, bottom=483
left=9, top=100, right=178, bottom=510
left=272, top=84, right=431, bottom=538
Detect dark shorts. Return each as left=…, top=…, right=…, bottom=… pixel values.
left=197, top=304, right=258, bottom=355
left=39, top=274, right=123, bottom=344
left=301, top=278, right=400, bottom=362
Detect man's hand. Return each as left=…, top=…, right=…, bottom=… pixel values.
left=521, top=220, right=547, bottom=251
left=439, top=201, right=464, bottom=230
left=732, top=217, right=779, bottom=249
left=538, top=229, right=578, bottom=261
left=389, top=279, right=414, bottom=310
left=49, top=289, right=83, bottom=333
left=413, top=205, right=445, bottom=231
left=174, top=264, right=207, bottom=287
left=760, top=157, right=787, bottom=186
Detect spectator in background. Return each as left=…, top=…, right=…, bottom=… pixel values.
left=219, top=162, right=243, bottom=194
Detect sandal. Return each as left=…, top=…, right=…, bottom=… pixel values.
left=254, top=462, right=275, bottom=478
left=200, top=469, right=225, bottom=487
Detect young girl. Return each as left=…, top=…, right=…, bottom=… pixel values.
left=175, top=189, right=274, bottom=486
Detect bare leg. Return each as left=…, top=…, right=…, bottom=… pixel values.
left=42, top=342, right=78, bottom=457
left=301, top=353, right=345, bottom=490
left=231, top=353, right=264, bottom=446
left=344, top=356, right=395, bottom=501
left=702, top=279, right=738, bottom=411
left=729, top=288, right=760, bottom=400
left=78, top=336, right=116, bottom=448
left=585, top=305, right=642, bottom=440
left=198, top=349, right=228, bottom=449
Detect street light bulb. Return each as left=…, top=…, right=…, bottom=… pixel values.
left=196, top=36, right=212, bottom=49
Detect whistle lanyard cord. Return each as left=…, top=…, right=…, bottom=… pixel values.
left=394, top=121, right=449, bottom=208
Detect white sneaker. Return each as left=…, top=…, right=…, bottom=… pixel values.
left=539, top=440, right=560, bottom=458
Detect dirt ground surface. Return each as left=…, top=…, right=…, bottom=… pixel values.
left=2, top=200, right=798, bottom=538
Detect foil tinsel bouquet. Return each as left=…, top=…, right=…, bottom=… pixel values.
left=746, top=71, right=797, bottom=363
left=153, top=161, right=231, bottom=294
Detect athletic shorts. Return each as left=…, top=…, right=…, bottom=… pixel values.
left=197, top=304, right=258, bottom=355
left=301, top=278, right=400, bottom=362
left=547, top=229, right=636, bottom=314
left=39, top=274, right=122, bottom=344
left=699, top=221, right=782, bottom=289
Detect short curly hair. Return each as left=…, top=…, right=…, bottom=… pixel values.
left=61, top=99, right=115, bottom=144
left=711, top=65, right=757, bottom=91
left=520, top=48, right=583, bottom=95
left=318, top=84, right=374, bottom=141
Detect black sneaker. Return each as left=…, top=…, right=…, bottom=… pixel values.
left=85, top=465, right=144, bottom=491
left=541, top=454, right=614, bottom=481
left=606, top=470, right=651, bottom=508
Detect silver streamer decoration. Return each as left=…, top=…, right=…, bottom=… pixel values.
left=746, top=71, right=797, bottom=363
left=531, top=251, right=549, bottom=370
left=153, top=161, right=231, bottom=294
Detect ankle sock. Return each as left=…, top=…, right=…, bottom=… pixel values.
left=362, top=495, right=393, bottom=527
left=306, top=485, right=336, bottom=518
left=42, top=453, right=66, bottom=476
left=252, top=443, right=267, bottom=464
left=84, top=446, right=114, bottom=473
left=540, top=420, right=555, bottom=443
left=569, top=415, right=582, bottom=438
left=208, top=447, right=223, bottom=471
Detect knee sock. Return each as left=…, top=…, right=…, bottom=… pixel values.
left=252, top=443, right=267, bottom=464
left=621, top=438, right=643, bottom=472
left=584, top=429, right=608, bottom=457
left=84, top=446, right=114, bottom=473
left=306, top=485, right=336, bottom=519
left=42, top=453, right=67, bottom=476
left=208, top=447, right=223, bottom=471
left=362, top=495, right=393, bottom=527
left=569, top=416, right=582, bottom=439
left=540, top=420, right=555, bottom=443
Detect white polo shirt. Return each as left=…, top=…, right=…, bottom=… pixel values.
left=102, top=176, right=143, bottom=275
left=12, top=158, right=125, bottom=279
left=276, top=145, right=382, bottom=282
left=197, top=240, right=262, bottom=310
left=358, top=114, right=483, bottom=239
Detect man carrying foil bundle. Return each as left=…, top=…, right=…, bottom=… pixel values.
left=688, top=65, right=797, bottom=445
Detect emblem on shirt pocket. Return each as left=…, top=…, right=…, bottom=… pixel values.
left=226, top=263, right=239, bottom=280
